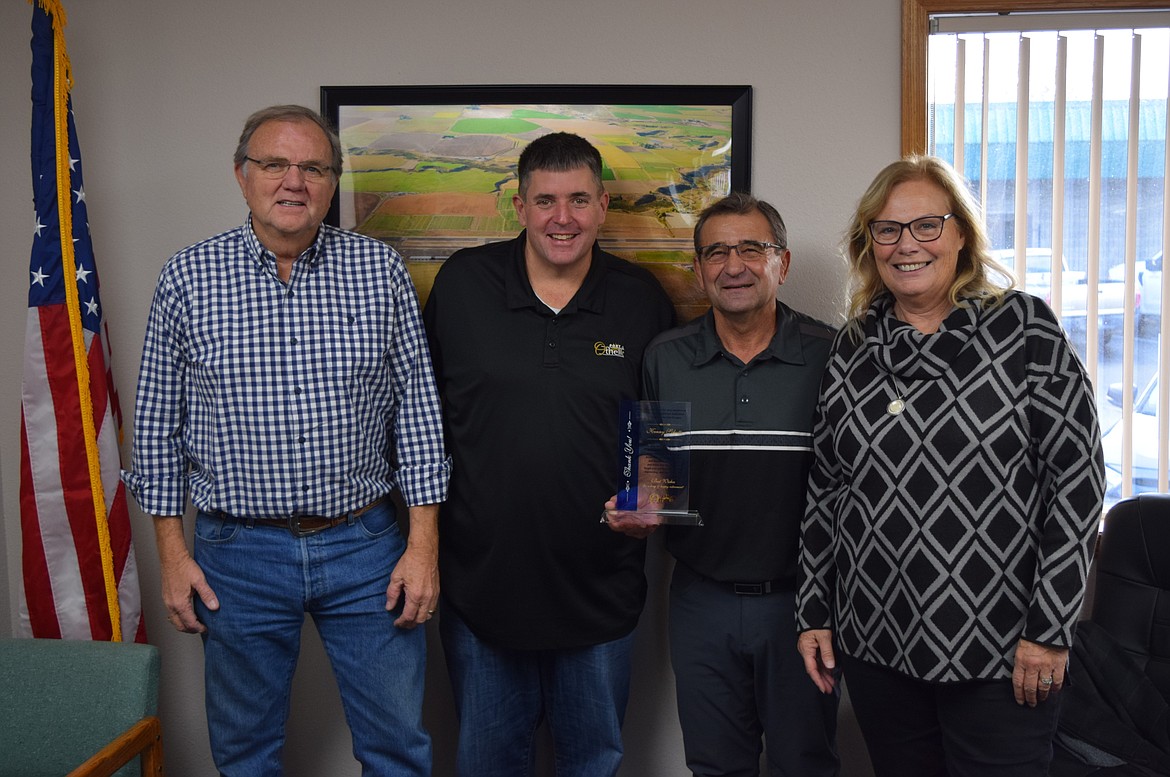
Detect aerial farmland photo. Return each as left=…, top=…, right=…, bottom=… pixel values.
left=335, top=101, right=735, bottom=314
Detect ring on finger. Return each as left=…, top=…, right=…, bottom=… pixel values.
left=1039, top=676, right=1054, bottom=686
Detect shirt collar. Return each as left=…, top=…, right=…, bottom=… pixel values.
left=691, top=303, right=810, bottom=368
left=504, top=230, right=607, bottom=314
left=242, top=215, right=327, bottom=277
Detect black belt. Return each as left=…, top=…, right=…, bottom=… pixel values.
left=676, top=562, right=788, bottom=597
left=223, top=496, right=388, bottom=538
left=730, top=580, right=785, bottom=596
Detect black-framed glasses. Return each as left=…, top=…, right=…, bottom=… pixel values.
left=244, top=157, right=335, bottom=182
left=867, top=214, right=955, bottom=245
left=697, top=240, right=784, bottom=264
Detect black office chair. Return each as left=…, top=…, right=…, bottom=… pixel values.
left=1052, top=494, right=1170, bottom=776
left=1094, top=493, right=1170, bottom=697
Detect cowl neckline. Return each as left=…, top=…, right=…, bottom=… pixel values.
left=862, top=293, right=982, bottom=380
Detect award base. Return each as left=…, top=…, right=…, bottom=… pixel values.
left=602, top=509, right=703, bottom=527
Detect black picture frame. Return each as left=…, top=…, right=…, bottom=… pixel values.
left=320, top=84, right=752, bottom=315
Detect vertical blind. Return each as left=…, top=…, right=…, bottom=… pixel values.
left=927, top=19, right=1170, bottom=505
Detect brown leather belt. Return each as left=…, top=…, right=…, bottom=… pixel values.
left=243, top=496, right=388, bottom=538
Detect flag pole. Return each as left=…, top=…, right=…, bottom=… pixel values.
left=36, top=0, right=123, bottom=641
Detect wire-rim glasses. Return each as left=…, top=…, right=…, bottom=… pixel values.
left=697, top=240, right=784, bottom=264
left=245, top=156, right=335, bottom=183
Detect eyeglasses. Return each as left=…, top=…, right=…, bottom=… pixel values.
left=867, top=214, right=954, bottom=245
left=697, top=240, right=784, bottom=264
left=245, top=157, right=335, bottom=182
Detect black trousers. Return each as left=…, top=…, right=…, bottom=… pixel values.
left=669, top=565, right=840, bottom=777
left=841, top=654, right=1061, bottom=777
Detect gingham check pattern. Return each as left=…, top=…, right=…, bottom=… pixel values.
left=123, top=220, right=449, bottom=518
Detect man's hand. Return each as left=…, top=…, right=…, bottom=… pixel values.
left=797, top=628, right=838, bottom=694
left=154, top=516, right=218, bottom=634
left=1012, top=638, right=1068, bottom=707
left=387, top=504, right=439, bottom=628
left=602, top=494, right=661, bottom=539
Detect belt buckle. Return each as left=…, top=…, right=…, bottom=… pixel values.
left=286, top=515, right=327, bottom=538
left=733, top=582, right=766, bottom=596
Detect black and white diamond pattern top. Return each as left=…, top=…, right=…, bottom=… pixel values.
left=797, top=290, right=1105, bottom=683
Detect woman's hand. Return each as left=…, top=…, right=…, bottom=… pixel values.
left=797, top=628, right=838, bottom=693
left=1012, top=638, right=1069, bottom=707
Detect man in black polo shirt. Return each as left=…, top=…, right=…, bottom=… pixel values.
left=422, top=132, right=674, bottom=777
left=610, top=192, right=839, bottom=776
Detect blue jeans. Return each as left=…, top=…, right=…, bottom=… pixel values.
left=193, top=502, right=430, bottom=776
left=439, top=602, right=633, bottom=777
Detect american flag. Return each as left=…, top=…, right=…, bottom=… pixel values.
left=20, top=0, right=145, bottom=643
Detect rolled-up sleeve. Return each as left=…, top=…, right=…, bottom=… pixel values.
left=121, top=268, right=190, bottom=517
left=387, top=262, right=451, bottom=507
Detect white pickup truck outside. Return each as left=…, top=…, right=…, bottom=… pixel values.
left=1138, top=251, right=1162, bottom=326
left=989, top=248, right=1128, bottom=340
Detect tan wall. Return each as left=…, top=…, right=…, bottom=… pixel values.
left=0, top=1, right=903, bottom=773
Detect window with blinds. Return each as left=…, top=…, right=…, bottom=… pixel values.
left=924, top=12, right=1170, bottom=511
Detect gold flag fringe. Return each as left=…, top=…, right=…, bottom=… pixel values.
left=31, top=0, right=123, bottom=641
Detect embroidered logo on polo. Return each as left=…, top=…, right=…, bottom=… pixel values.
left=594, top=341, right=625, bottom=358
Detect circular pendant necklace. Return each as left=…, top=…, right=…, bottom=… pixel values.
left=887, top=373, right=908, bottom=415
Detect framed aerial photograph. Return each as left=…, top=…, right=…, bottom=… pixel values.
left=320, top=84, right=752, bottom=318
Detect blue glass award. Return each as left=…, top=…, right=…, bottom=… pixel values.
left=603, top=400, right=702, bottom=527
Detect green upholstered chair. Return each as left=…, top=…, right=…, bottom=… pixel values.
left=0, top=637, right=163, bottom=777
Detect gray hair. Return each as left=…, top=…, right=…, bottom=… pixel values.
left=692, top=191, right=788, bottom=253
left=233, top=105, right=343, bottom=176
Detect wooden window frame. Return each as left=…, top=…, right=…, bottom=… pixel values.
left=901, top=0, right=1169, bottom=155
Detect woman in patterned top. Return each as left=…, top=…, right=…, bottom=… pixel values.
left=796, top=155, right=1104, bottom=777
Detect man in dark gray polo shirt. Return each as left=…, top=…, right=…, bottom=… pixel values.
left=422, top=132, right=674, bottom=777
left=610, top=192, right=839, bottom=776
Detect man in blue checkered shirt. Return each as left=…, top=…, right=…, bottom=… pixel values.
left=122, top=105, right=450, bottom=776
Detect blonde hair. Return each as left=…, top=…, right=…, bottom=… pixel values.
left=844, top=155, right=1011, bottom=324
